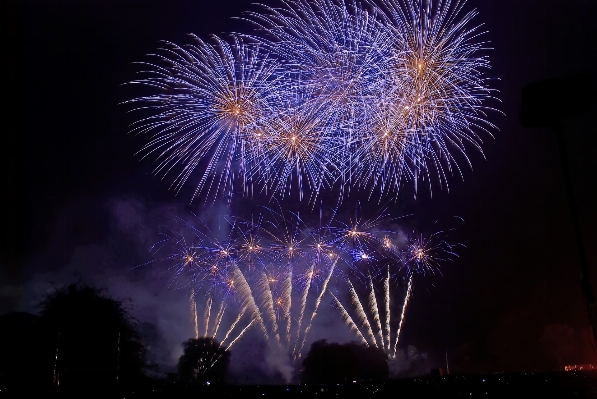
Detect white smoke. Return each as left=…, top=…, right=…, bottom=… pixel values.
left=390, top=345, right=430, bottom=376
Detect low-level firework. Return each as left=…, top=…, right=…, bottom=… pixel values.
left=331, top=222, right=462, bottom=358
left=331, top=271, right=412, bottom=358
left=189, top=289, right=255, bottom=353
left=145, top=206, right=461, bottom=363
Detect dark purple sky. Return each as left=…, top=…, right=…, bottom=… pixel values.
left=5, top=0, right=597, bottom=376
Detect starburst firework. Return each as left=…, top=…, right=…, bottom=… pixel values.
left=354, top=0, right=500, bottom=196
left=125, top=34, right=284, bottom=202
left=127, top=0, right=498, bottom=204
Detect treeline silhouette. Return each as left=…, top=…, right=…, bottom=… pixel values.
left=0, top=284, right=147, bottom=391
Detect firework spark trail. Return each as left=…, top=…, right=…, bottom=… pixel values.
left=393, top=274, right=413, bottom=357
left=347, top=278, right=378, bottom=347
left=297, top=258, right=336, bottom=358
left=292, top=263, right=314, bottom=357
left=190, top=289, right=199, bottom=339
left=204, top=294, right=213, bottom=337
left=259, top=271, right=282, bottom=346
left=220, top=305, right=247, bottom=346
left=354, top=0, right=500, bottom=197
left=155, top=208, right=461, bottom=363
left=282, top=268, right=293, bottom=346
left=211, top=301, right=227, bottom=338
left=368, top=275, right=385, bottom=349
left=331, top=293, right=368, bottom=346
left=231, top=265, right=269, bottom=341
left=226, top=319, right=256, bottom=350
left=206, top=355, right=223, bottom=374
left=210, top=318, right=257, bottom=372
left=199, top=353, right=219, bottom=374
left=384, top=269, right=391, bottom=352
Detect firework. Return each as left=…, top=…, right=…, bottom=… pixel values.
left=368, top=274, right=385, bottom=348
left=147, top=206, right=461, bottom=365
left=125, top=34, right=284, bottom=203
left=187, top=289, right=257, bottom=375
left=331, top=220, right=462, bottom=358
left=393, top=273, right=413, bottom=354
left=147, top=214, right=239, bottom=296
left=353, top=0, right=500, bottom=197
left=256, top=90, right=340, bottom=202
left=327, top=205, right=396, bottom=268
left=347, top=277, right=378, bottom=346
left=244, top=0, right=393, bottom=196
left=400, top=227, right=462, bottom=277
left=128, top=0, right=498, bottom=203
left=190, top=288, right=199, bottom=339
left=331, top=292, right=368, bottom=345
left=258, top=269, right=283, bottom=345
left=124, top=0, right=492, bottom=380
left=331, top=270, right=410, bottom=358
left=149, top=208, right=339, bottom=358
left=190, top=290, right=254, bottom=351
left=293, top=264, right=314, bottom=350
left=295, top=257, right=337, bottom=357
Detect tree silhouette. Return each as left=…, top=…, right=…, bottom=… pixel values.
left=177, top=337, right=230, bottom=385
left=38, top=283, right=147, bottom=389
left=301, top=340, right=388, bottom=384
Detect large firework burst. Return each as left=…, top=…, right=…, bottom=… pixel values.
left=354, top=0, right=501, bottom=197
left=127, top=0, right=499, bottom=204
left=125, top=34, right=284, bottom=203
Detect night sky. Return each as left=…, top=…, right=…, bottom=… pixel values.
left=6, top=0, right=597, bottom=378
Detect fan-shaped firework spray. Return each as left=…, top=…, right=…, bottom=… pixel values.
left=331, top=220, right=462, bottom=358
left=146, top=206, right=461, bottom=364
